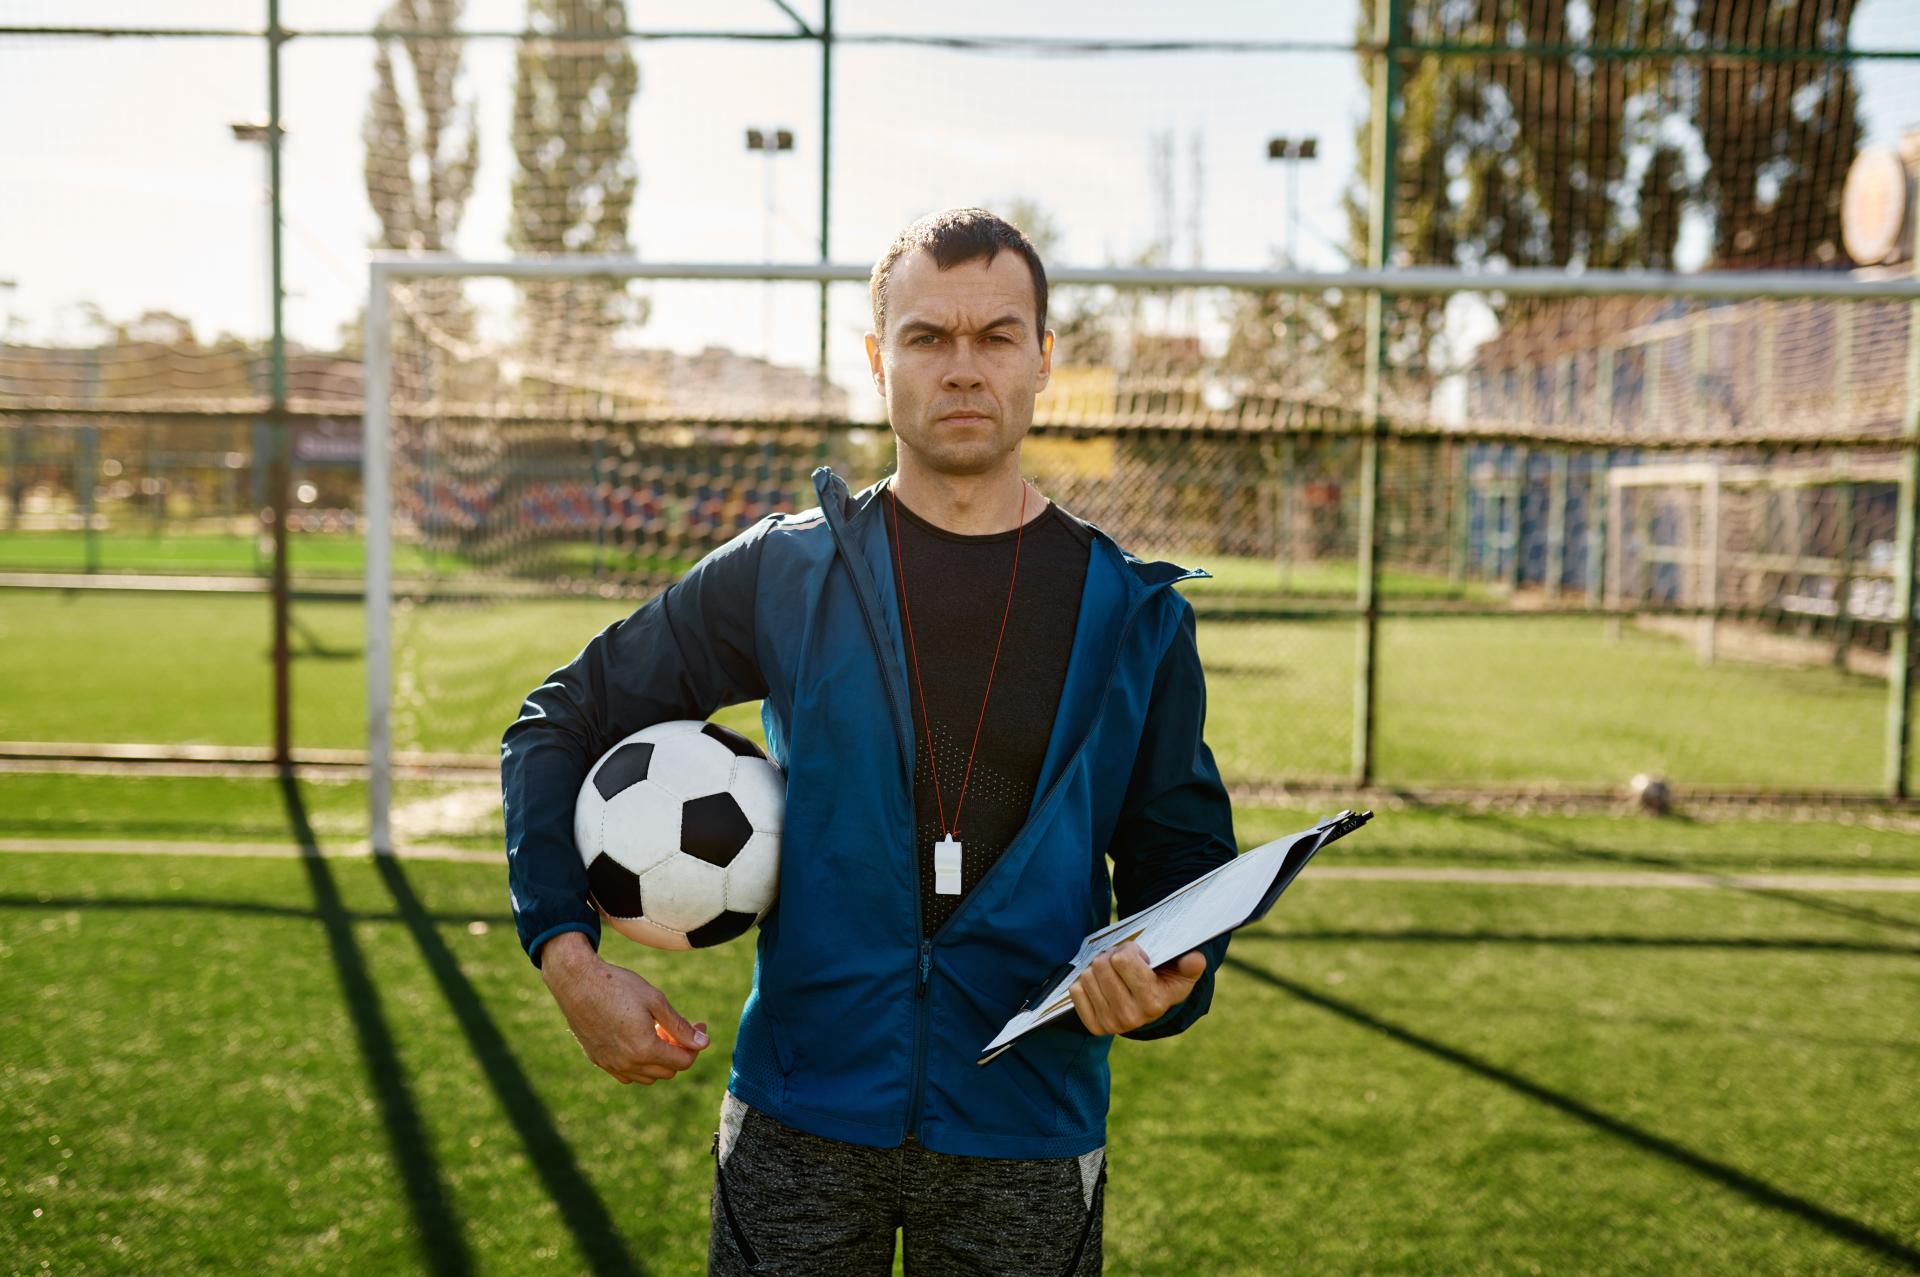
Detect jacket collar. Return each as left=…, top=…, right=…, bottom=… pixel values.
left=810, top=465, right=1210, bottom=595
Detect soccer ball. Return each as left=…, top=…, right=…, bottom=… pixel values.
left=574, top=720, right=784, bottom=950
left=1629, top=772, right=1673, bottom=816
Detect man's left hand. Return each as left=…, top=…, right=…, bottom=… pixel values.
left=1067, top=942, right=1206, bottom=1036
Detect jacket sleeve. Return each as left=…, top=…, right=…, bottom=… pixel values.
left=501, top=519, right=772, bottom=966
left=1107, top=598, right=1238, bottom=1040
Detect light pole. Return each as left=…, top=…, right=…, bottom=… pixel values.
left=1266, top=135, right=1317, bottom=590
left=746, top=127, right=795, bottom=362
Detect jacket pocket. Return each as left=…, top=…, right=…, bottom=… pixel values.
left=711, top=1129, right=763, bottom=1271
left=1060, top=1156, right=1107, bottom=1277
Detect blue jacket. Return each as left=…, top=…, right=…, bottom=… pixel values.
left=503, top=468, right=1237, bottom=1158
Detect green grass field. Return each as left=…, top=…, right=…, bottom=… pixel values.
left=0, top=528, right=1474, bottom=602
left=0, top=529, right=380, bottom=577
left=4, top=585, right=1905, bottom=792
left=3, top=781, right=1917, bottom=1275
left=6, top=527, right=1918, bottom=1270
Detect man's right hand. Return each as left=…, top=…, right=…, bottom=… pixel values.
left=539, top=930, right=710, bottom=1085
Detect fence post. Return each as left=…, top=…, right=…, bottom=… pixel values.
left=264, top=0, right=292, bottom=770
left=1586, top=452, right=1606, bottom=607
left=366, top=266, right=393, bottom=854
left=1605, top=468, right=1623, bottom=641
left=1506, top=445, right=1528, bottom=592
left=80, top=424, right=98, bottom=572
left=5, top=420, right=21, bottom=529
left=1886, top=289, right=1920, bottom=797
left=1700, top=462, right=1719, bottom=664
left=1352, top=0, right=1400, bottom=787
left=1449, top=442, right=1469, bottom=586
left=1547, top=448, right=1568, bottom=596
left=1832, top=471, right=1855, bottom=670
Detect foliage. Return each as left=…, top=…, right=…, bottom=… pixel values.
left=509, top=0, right=644, bottom=369
left=363, top=0, right=482, bottom=391
left=1226, top=1, right=1867, bottom=399
left=363, top=0, right=479, bottom=257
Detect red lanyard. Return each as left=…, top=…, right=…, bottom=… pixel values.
left=886, top=482, right=1029, bottom=842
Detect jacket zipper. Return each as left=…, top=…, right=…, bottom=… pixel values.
left=816, top=473, right=933, bottom=1145
left=903, top=574, right=1197, bottom=1142
left=819, top=472, right=1204, bottom=1144
left=903, top=938, right=934, bottom=1141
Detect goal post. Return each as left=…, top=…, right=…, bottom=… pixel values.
left=362, top=255, right=1920, bottom=850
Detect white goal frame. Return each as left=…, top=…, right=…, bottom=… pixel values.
left=363, top=255, right=1920, bottom=850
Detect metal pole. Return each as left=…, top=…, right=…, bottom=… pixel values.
left=1832, top=474, right=1855, bottom=669
left=1885, top=194, right=1920, bottom=796
left=762, top=139, right=777, bottom=361
left=1352, top=0, right=1398, bottom=787
left=361, top=254, right=1920, bottom=301
left=80, top=424, right=98, bottom=573
left=1700, top=462, right=1719, bottom=664
left=1280, top=434, right=1296, bottom=590
left=1585, top=451, right=1605, bottom=607
left=366, top=265, right=393, bottom=854
left=1450, top=443, right=1469, bottom=585
left=1506, top=445, right=1528, bottom=592
left=1605, top=470, right=1623, bottom=641
left=1547, top=448, right=1568, bottom=596
left=5, top=421, right=21, bottom=530
left=266, top=0, right=292, bottom=770
left=816, top=0, right=832, bottom=391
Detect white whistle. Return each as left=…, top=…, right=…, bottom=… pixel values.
left=934, top=835, right=963, bottom=895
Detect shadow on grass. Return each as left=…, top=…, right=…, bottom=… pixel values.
left=1439, top=805, right=1920, bottom=938
left=373, top=853, right=645, bottom=1277
left=292, top=613, right=360, bottom=661
left=1226, top=954, right=1920, bottom=1271
left=281, top=770, right=474, bottom=1277
left=0, top=894, right=516, bottom=929
left=2, top=817, right=343, bottom=839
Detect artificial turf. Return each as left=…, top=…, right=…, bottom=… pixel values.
left=2, top=820, right=1915, bottom=1275
left=2, top=585, right=1904, bottom=792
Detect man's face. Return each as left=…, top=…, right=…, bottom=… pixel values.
left=865, top=249, right=1053, bottom=480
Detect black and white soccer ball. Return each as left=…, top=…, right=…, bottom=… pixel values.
left=574, top=720, right=784, bottom=950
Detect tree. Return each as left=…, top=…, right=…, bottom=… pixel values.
left=362, top=0, right=481, bottom=396
left=509, top=0, right=642, bottom=372
left=363, top=0, right=478, bottom=257
left=1259, top=0, right=1871, bottom=398
left=1349, top=0, right=1861, bottom=278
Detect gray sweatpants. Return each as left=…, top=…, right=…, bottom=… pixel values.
left=709, top=1093, right=1106, bottom=1276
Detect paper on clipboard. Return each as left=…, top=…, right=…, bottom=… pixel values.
left=977, top=810, right=1372, bottom=1065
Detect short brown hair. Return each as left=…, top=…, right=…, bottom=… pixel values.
left=869, top=208, right=1049, bottom=347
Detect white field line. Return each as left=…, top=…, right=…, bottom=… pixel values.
left=3, top=839, right=1920, bottom=893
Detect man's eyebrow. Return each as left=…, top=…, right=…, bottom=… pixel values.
left=895, top=314, right=1028, bottom=336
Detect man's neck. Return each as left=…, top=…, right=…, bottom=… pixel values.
left=889, top=464, right=1038, bottom=536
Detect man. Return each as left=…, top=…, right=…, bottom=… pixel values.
left=502, top=208, right=1237, bottom=1275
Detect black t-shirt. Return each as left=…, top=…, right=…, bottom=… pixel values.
left=885, top=490, right=1092, bottom=937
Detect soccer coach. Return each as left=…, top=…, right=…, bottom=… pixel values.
left=502, top=208, right=1238, bottom=1275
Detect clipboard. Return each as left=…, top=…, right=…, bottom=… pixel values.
left=978, top=809, right=1373, bottom=1065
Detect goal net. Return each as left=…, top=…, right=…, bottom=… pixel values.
left=363, top=259, right=1920, bottom=850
